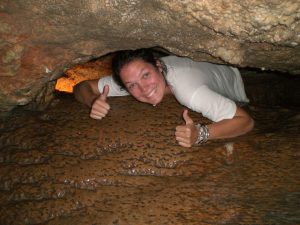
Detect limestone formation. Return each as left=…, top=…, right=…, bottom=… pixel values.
left=0, top=0, right=299, bottom=116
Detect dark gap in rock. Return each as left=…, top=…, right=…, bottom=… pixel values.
left=54, top=48, right=300, bottom=108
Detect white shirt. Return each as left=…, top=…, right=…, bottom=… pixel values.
left=98, top=56, right=249, bottom=122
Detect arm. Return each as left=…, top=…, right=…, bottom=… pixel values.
left=73, top=79, right=101, bottom=107
left=175, top=107, right=254, bottom=148
left=207, top=106, right=254, bottom=139
left=73, top=79, right=110, bottom=119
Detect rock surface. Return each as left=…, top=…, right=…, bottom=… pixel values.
left=0, top=92, right=299, bottom=225
left=0, top=0, right=300, bottom=116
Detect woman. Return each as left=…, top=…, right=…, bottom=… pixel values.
left=74, top=48, right=254, bottom=147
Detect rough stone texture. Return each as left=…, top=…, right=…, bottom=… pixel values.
left=0, top=91, right=299, bottom=225
left=55, top=55, right=113, bottom=93
left=0, top=0, right=299, bottom=116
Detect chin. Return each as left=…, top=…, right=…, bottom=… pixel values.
left=150, top=95, right=164, bottom=105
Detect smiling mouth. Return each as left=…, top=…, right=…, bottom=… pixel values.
left=146, top=88, right=156, bottom=98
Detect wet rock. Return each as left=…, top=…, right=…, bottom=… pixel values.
left=0, top=93, right=299, bottom=224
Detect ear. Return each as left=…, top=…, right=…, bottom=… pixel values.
left=156, top=60, right=163, bottom=72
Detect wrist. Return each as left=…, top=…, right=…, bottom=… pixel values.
left=195, top=124, right=210, bottom=145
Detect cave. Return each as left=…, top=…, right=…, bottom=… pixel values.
left=0, top=1, right=300, bottom=225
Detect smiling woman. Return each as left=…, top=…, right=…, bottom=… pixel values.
left=73, top=48, right=254, bottom=148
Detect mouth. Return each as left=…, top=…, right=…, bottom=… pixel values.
left=145, top=88, right=156, bottom=98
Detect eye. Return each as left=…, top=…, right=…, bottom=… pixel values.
left=142, top=72, right=150, bottom=79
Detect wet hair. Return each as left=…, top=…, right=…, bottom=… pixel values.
left=111, top=48, right=167, bottom=89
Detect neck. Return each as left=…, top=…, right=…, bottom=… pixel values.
left=164, top=85, right=172, bottom=96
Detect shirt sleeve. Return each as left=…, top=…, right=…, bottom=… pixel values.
left=189, top=85, right=236, bottom=122
left=97, top=76, right=129, bottom=97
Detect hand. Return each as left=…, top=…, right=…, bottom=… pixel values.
left=90, top=85, right=110, bottom=120
left=175, top=109, right=198, bottom=147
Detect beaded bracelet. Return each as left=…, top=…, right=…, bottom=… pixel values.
left=195, top=124, right=210, bottom=145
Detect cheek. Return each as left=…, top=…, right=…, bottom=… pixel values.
left=129, top=88, right=141, bottom=98
left=157, top=75, right=166, bottom=89
left=152, top=73, right=164, bottom=85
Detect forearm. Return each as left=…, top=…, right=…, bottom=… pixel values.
left=175, top=108, right=254, bottom=147
left=73, top=81, right=99, bottom=108
left=207, top=115, right=254, bottom=140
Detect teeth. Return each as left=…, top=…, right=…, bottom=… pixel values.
left=147, top=89, right=155, bottom=98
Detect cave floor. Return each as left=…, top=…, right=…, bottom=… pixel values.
left=0, top=93, right=299, bottom=225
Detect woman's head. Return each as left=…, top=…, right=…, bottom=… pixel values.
left=112, top=48, right=169, bottom=105
left=112, top=48, right=158, bottom=88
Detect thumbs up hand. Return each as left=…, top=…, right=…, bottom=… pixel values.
left=175, top=109, right=199, bottom=147
left=90, top=85, right=111, bottom=120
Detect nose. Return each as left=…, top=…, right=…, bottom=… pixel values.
left=138, top=81, right=149, bottom=93
left=139, top=84, right=147, bottom=93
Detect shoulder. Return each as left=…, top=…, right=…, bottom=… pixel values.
left=161, top=55, right=193, bottom=68
left=161, top=56, right=194, bottom=85
left=162, top=57, right=206, bottom=95
left=98, top=76, right=129, bottom=96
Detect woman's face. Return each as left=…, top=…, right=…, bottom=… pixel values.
left=120, top=59, right=167, bottom=105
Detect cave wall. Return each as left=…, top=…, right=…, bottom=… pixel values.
left=0, top=0, right=299, bottom=117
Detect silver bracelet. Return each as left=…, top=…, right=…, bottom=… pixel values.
left=195, top=124, right=210, bottom=145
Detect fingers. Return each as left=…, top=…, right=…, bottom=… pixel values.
left=175, top=126, right=192, bottom=138
left=90, top=93, right=110, bottom=120
left=183, top=109, right=193, bottom=125
left=90, top=104, right=109, bottom=119
left=175, top=131, right=193, bottom=147
left=178, top=141, right=193, bottom=148
left=175, top=126, right=192, bottom=148
left=175, top=111, right=198, bottom=147
left=176, top=136, right=192, bottom=146
left=100, top=85, right=109, bottom=101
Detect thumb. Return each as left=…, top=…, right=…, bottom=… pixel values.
left=100, top=85, right=109, bottom=101
left=183, top=109, right=193, bottom=125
